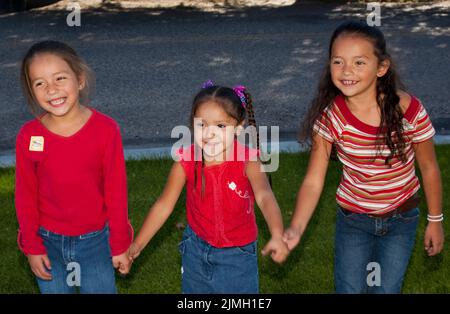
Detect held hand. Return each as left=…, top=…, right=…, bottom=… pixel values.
left=27, top=254, right=52, bottom=281
left=424, top=222, right=445, bottom=256
left=282, top=227, right=302, bottom=251
left=127, top=242, right=142, bottom=262
left=261, top=236, right=290, bottom=264
left=112, top=252, right=132, bottom=275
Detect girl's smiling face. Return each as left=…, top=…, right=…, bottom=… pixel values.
left=28, top=53, right=83, bottom=117
left=330, top=34, right=389, bottom=100
left=193, top=101, right=242, bottom=163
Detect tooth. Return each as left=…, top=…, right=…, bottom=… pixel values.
left=51, top=98, right=65, bottom=105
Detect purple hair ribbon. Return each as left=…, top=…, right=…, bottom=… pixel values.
left=201, top=80, right=215, bottom=89
left=233, top=85, right=247, bottom=109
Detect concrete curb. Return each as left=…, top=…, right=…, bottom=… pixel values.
left=2, top=135, right=450, bottom=168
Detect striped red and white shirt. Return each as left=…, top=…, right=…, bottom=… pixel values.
left=313, top=94, right=435, bottom=214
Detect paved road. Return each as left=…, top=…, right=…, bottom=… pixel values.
left=1, top=1, right=449, bottom=153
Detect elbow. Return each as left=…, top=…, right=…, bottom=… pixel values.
left=301, top=177, right=325, bottom=195
left=419, top=161, right=441, bottom=179
left=255, top=191, right=274, bottom=210
left=152, top=198, right=176, bottom=217
left=422, top=167, right=441, bottom=183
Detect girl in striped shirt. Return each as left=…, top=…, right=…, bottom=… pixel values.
left=283, top=21, right=444, bottom=293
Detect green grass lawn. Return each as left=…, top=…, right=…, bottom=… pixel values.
left=1, top=145, right=449, bottom=293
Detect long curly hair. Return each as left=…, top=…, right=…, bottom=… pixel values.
left=300, top=21, right=407, bottom=165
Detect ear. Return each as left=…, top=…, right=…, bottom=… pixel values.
left=78, top=73, right=86, bottom=90
left=377, top=59, right=390, bottom=78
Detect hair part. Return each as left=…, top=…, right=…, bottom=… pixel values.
left=190, top=86, right=246, bottom=128
left=20, top=40, right=95, bottom=116
left=300, top=20, right=407, bottom=165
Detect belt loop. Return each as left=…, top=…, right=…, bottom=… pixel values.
left=39, top=227, right=50, bottom=237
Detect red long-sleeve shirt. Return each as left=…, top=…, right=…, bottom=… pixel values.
left=15, top=109, right=133, bottom=256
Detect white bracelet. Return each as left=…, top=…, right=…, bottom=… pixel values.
left=427, top=213, right=444, bottom=222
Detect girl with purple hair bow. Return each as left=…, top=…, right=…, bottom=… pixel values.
left=127, top=80, right=289, bottom=293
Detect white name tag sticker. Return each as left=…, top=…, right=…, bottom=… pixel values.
left=29, top=136, right=44, bottom=152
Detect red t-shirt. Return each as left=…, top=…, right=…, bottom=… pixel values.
left=177, top=141, right=259, bottom=248
left=15, top=109, right=133, bottom=256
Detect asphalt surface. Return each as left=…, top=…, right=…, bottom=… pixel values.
left=1, top=1, right=449, bottom=153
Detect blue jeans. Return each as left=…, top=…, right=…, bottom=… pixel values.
left=36, top=225, right=117, bottom=294
left=178, top=225, right=259, bottom=294
left=335, top=206, right=419, bottom=294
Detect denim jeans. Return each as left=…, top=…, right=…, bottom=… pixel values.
left=36, top=225, right=117, bottom=294
left=334, top=205, right=420, bottom=294
left=178, top=225, right=259, bottom=294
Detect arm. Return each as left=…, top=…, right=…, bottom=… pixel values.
left=103, top=126, right=133, bottom=257
left=15, top=131, right=52, bottom=280
left=413, top=139, right=444, bottom=256
left=128, top=162, right=186, bottom=260
left=246, top=160, right=288, bottom=263
left=102, top=125, right=134, bottom=274
left=283, top=134, right=332, bottom=250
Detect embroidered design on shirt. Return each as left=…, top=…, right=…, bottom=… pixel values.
left=227, top=181, right=252, bottom=213
left=29, top=136, right=44, bottom=152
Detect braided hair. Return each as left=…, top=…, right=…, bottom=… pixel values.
left=190, top=84, right=260, bottom=196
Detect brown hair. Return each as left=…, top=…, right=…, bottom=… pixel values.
left=20, top=40, right=95, bottom=116
left=190, top=85, right=259, bottom=196
left=300, top=21, right=407, bottom=165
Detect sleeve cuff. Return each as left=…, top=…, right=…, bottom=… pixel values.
left=17, top=230, right=47, bottom=256
left=109, top=221, right=134, bottom=256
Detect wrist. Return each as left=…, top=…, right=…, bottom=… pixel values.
left=427, top=213, right=444, bottom=223
left=133, top=239, right=144, bottom=251
left=289, top=223, right=305, bottom=235
left=270, top=229, right=284, bottom=239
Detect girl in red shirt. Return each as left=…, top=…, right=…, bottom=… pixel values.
left=15, top=41, right=133, bottom=293
left=128, top=82, right=289, bottom=293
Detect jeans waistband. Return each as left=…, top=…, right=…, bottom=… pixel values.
left=38, top=225, right=108, bottom=240
left=340, top=205, right=417, bottom=219
left=184, top=224, right=210, bottom=247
